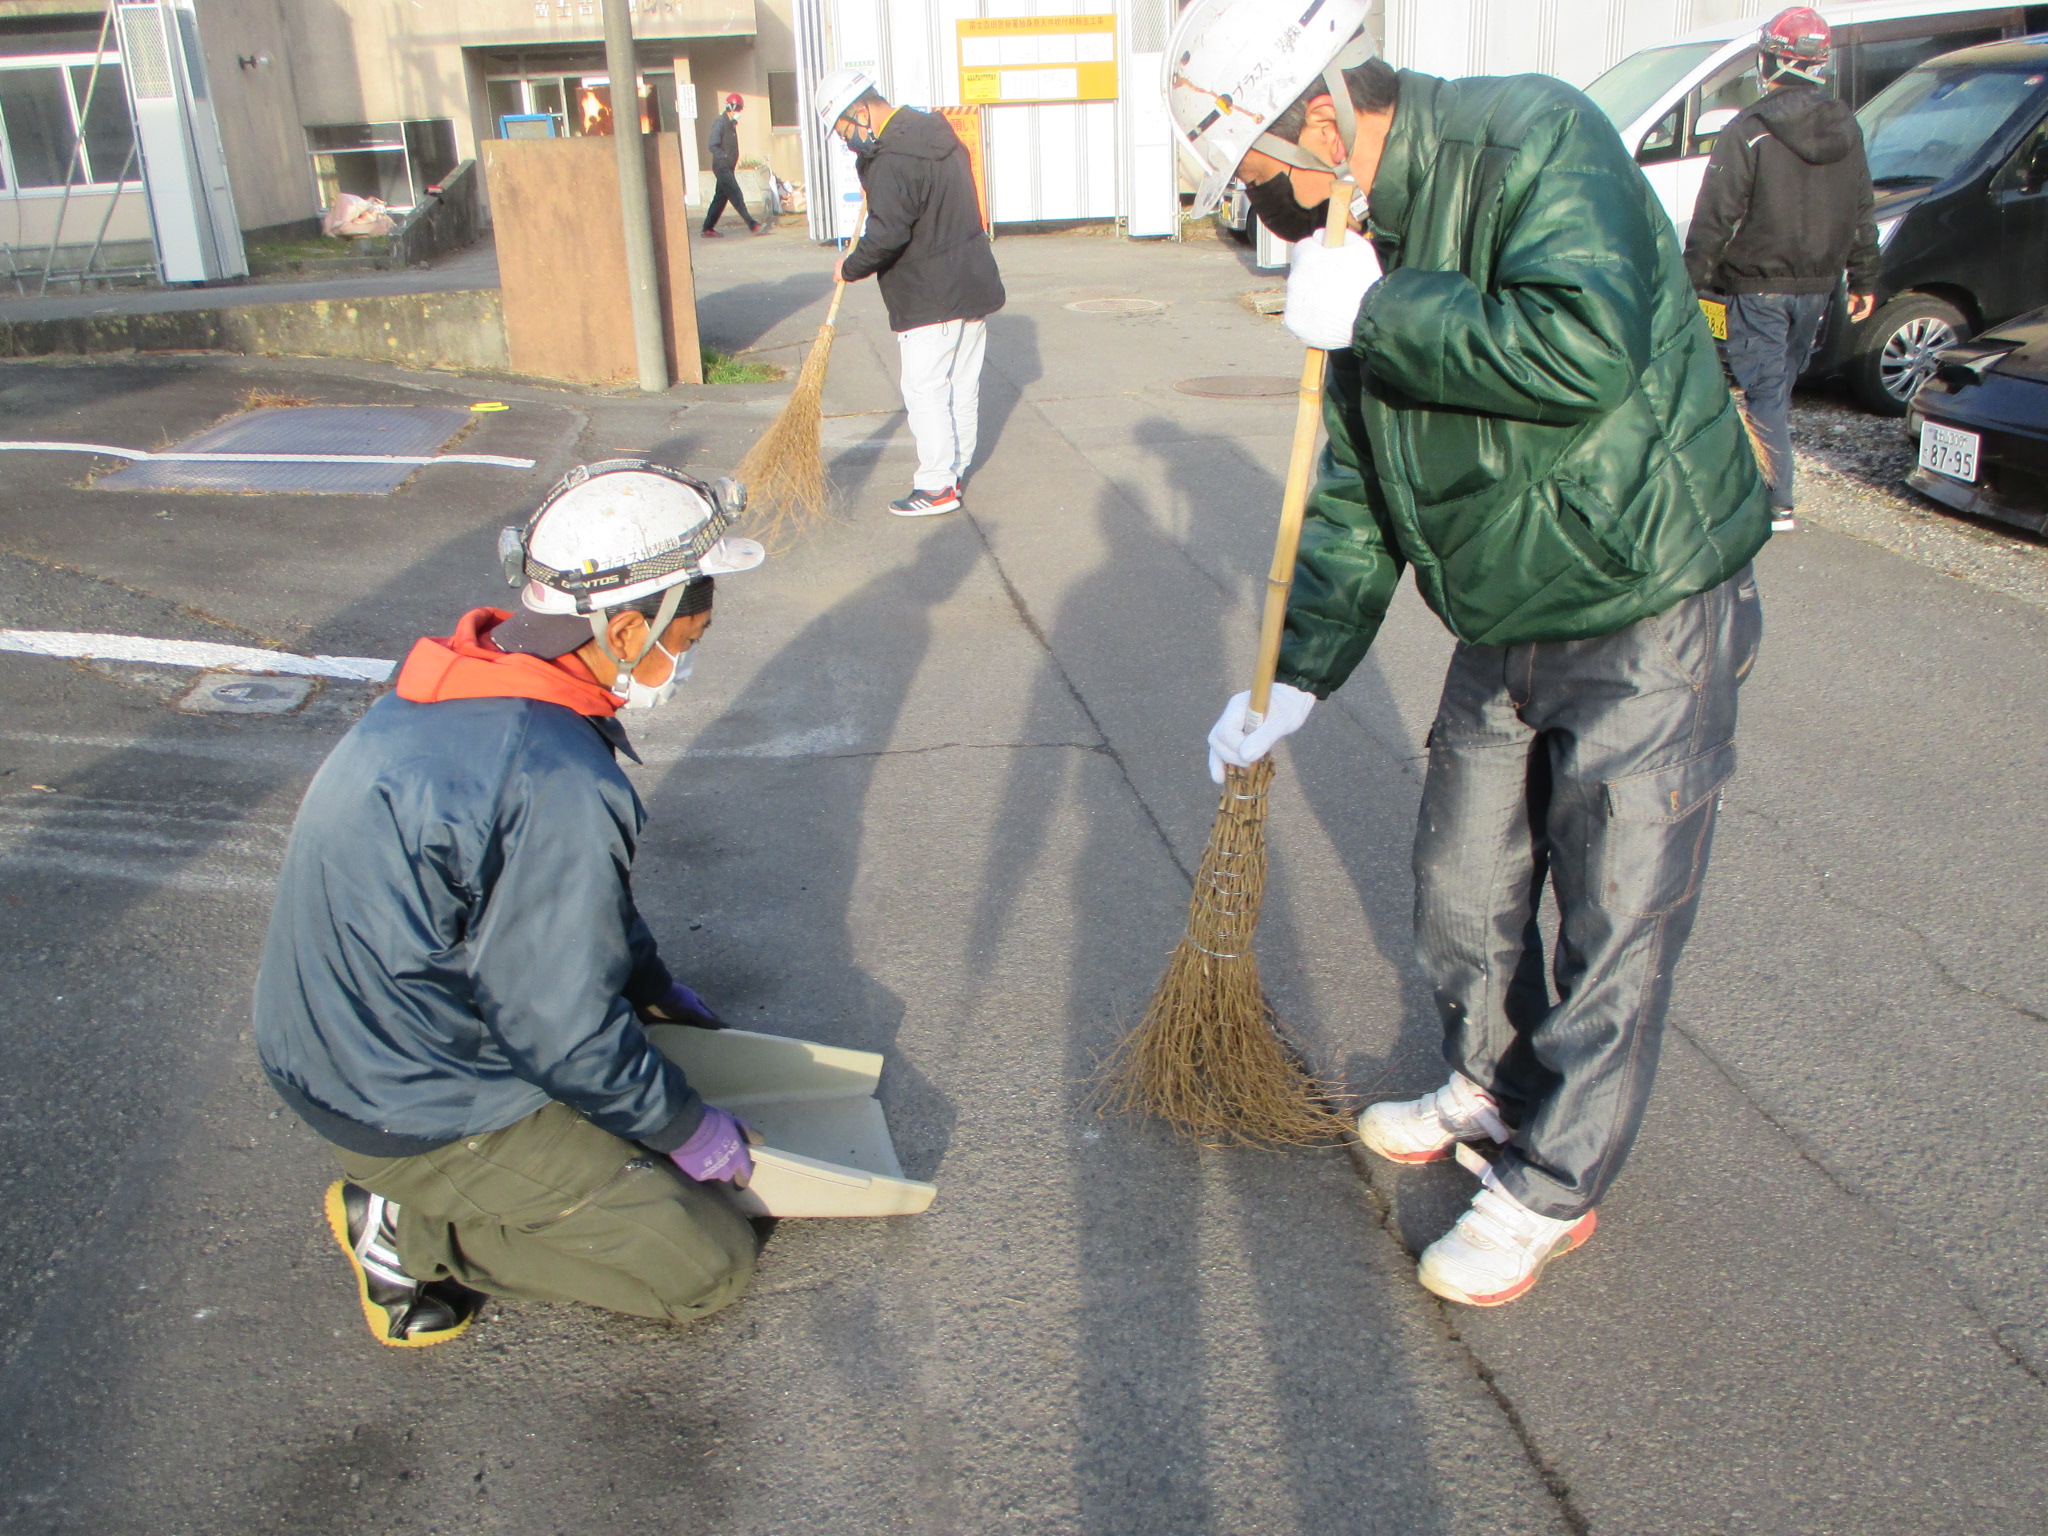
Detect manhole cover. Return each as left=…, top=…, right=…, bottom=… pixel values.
left=101, top=405, right=472, bottom=495
left=1064, top=297, right=1164, bottom=315
left=179, top=672, right=315, bottom=715
left=1173, top=376, right=1298, bottom=398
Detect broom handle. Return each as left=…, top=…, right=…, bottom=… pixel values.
left=1248, top=188, right=1355, bottom=721
left=822, top=197, right=869, bottom=330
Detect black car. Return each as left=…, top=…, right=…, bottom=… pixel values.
left=1904, top=304, right=2048, bottom=531
left=1809, top=34, right=2048, bottom=413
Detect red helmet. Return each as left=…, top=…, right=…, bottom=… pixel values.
left=724, top=92, right=744, bottom=111
left=1761, top=7, right=1830, bottom=62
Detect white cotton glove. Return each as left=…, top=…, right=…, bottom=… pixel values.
left=1283, top=229, right=1383, bottom=352
left=1207, top=683, right=1318, bottom=784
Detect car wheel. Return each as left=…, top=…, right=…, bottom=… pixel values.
left=1851, top=294, right=1968, bottom=416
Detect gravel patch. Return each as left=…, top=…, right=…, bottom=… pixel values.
left=1788, top=391, right=2048, bottom=611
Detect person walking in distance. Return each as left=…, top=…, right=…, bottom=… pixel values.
left=1170, top=0, right=1770, bottom=1305
left=703, top=92, right=764, bottom=237
left=255, top=463, right=768, bottom=1345
left=815, top=69, right=1005, bottom=518
left=1687, top=7, right=1879, bottom=532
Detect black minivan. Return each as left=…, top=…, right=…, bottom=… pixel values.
left=1819, top=35, right=2048, bottom=410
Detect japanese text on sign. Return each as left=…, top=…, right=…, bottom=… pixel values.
left=958, top=14, right=1117, bottom=105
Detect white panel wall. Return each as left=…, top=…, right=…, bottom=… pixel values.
left=1384, top=0, right=1777, bottom=88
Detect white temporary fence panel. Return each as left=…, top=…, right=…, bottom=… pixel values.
left=1382, top=0, right=1776, bottom=89
left=116, top=0, right=244, bottom=282
left=795, top=0, right=1175, bottom=238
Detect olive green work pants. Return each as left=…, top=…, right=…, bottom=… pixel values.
left=335, top=1101, right=757, bottom=1324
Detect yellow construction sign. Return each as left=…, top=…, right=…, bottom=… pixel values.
left=958, top=14, right=1117, bottom=106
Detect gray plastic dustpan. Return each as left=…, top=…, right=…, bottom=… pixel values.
left=645, top=1025, right=936, bottom=1219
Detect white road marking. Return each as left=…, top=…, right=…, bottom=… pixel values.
left=0, top=629, right=395, bottom=681
left=0, top=440, right=536, bottom=469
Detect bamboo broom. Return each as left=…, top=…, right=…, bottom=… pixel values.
left=1102, top=189, right=1359, bottom=1148
left=733, top=200, right=866, bottom=549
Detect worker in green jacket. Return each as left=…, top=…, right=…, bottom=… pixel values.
left=1168, top=0, right=1771, bottom=1307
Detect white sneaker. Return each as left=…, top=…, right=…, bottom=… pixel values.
left=1417, top=1162, right=1597, bottom=1307
left=1356, top=1074, right=1511, bottom=1165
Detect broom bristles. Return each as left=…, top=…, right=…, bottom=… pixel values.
left=1100, top=759, right=1354, bottom=1147
left=734, top=318, right=840, bottom=551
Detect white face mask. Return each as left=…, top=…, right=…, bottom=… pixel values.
left=615, top=640, right=693, bottom=711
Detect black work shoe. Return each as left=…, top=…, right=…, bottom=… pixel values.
left=323, top=1181, right=482, bottom=1348
left=888, top=485, right=961, bottom=518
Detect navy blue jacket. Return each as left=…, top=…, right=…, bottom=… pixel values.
left=254, top=616, right=703, bottom=1158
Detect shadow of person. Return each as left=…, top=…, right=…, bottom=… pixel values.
left=695, top=268, right=840, bottom=355
left=970, top=310, right=1041, bottom=488
left=957, top=455, right=1449, bottom=1529
left=629, top=519, right=989, bottom=1182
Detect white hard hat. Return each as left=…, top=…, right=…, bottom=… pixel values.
left=815, top=66, right=878, bottom=131
left=1164, top=0, right=1375, bottom=217
left=500, top=460, right=764, bottom=618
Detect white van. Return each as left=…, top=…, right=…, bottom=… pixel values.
left=1583, top=0, right=2047, bottom=236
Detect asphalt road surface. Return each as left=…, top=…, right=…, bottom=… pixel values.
left=0, top=228, right=2043, bottom=1536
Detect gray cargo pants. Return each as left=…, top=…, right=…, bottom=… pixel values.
left=1413, top=567, right=1762, bottom=1220
left=337, top=1100, right=757, bottom=1323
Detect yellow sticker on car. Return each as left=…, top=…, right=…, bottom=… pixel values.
left=1698, top=298, right=1728, bottom=340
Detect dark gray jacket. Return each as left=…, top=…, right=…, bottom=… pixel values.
left=840, top=106, right=1005, bottom=332
left=709, top=111, right=740, bottom=175
left=254, top=626, right=703, bottom=1159
left=1685, top=84, right=1880, bottom=296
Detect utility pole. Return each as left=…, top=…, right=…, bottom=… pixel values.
left=601, top=0, right=669, bottom=392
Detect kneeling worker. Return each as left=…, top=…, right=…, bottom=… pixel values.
left=255, top=461, right=766, bottom=1345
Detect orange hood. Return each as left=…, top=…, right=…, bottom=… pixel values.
left=394, top=608, right=618, bottom=717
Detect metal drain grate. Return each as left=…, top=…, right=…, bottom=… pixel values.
left=1173, top=376, right=1298, bottom=398
left=1064, top=297, right=1164, bottom=315
left=100, top=405, right=474, bottom=495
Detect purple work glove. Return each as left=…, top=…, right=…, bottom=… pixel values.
left=668, top=1106, right=755, bottom=1187
left=636, top=980, right=726, bottom=1030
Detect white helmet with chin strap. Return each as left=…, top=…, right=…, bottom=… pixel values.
left=1164, top=0, right=1376, bottom=217
left=815, top=66, right=878, bottom=131
left=497, top=459, right=763, bottom=673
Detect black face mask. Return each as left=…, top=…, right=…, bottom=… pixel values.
left=1246, top=172, right=1329, bottom=244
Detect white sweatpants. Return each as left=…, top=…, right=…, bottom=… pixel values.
left=896, top=318, right=987, bottom=493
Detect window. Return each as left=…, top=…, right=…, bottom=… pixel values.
left=0, top=56, right=136, bottom=190
left=307, top=118, right=455, bottom=211
left=1636, top=104, right=1683, bottom=165
left=768, top=71, right=797, bottom=128
left=1686, top=57, right=1763, bottom=158
left=1860, top=65, right=2047, bottom=187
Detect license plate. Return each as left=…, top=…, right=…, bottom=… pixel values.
left=1698, top=298, right=1727, bottom=340
left=1918, top=421, right=1980, bottom=483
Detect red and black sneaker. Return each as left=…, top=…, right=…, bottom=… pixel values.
left=887, top=485, right=961, bottom=518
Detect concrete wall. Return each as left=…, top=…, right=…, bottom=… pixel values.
left=0, top=287, right=513, bottom=372
left=192, top=0, right=321, bottom=231
left=282, top=0, right=757, bottom=162
left=0, top=188, right=153, bottom=249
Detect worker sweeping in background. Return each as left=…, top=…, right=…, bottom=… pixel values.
left=815, top=68, right=1005, bottom=518
left=1169, top=0, right=1770, bottom=1305
left=254, top=462, right=767, bottom=1346
left=1686, top=7, right=1879, bottom=532
left=703, top=92, right=766, bottom=237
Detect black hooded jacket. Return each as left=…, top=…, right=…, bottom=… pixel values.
left=1685, top=83, right=1881, bottom=295
left=840, top=107, right=1005, bottom=332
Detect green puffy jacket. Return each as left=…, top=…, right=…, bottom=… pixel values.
left=1277, top=71, right=1771, bottom=699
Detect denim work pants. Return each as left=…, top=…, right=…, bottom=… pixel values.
left=897, top=317, right=988, bottom=492
left=1723, top=292, right=1828, bottom=511
left=1413, top=567, right=1762, bottom=1219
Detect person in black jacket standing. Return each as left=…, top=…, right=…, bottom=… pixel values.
left=702, top=92, right=763, bottom=236
left=1687, top=7, right=1879, bottom=531
left=815, top=69, right=1005, bottom=517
